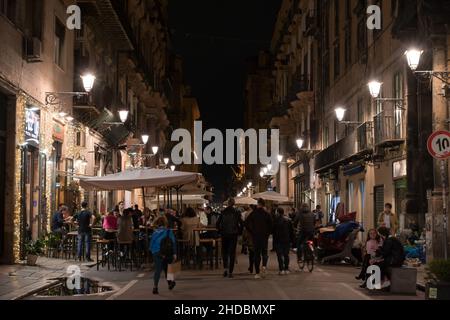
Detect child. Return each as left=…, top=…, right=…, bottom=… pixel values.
left=150, top=216, right=177, bottom=294
left=356, top=229, right=382, bottom=288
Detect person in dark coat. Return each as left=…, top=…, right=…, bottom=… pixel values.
left=245, top=198, right=273, bottom=279
left=216, top=198, right=243, bottom=278
left=369, top=227, right=405, bottom=289
left=293, top=203, right=315, bottom=263
left=273, top=208, right=294, bottom=274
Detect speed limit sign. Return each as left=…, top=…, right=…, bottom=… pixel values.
left=427, top=130, right=450, bottom=159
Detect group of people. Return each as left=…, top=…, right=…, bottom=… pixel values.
left=216, top=198, right=318, bottom=279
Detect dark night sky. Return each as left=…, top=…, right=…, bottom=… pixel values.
left=168, top=1, right=281, bottom=202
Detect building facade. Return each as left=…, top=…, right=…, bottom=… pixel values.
left=0, top=0, right=179, bottom=264
left=253, top=0, right=450, bottom=260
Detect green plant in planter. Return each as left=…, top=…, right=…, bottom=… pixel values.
left=25, top=239, right=45, bottom=256
left=426, top=259, right=450, bottom=283
left=44, top=233, right=62, bottom=249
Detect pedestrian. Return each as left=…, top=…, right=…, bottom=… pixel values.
left=132, top=204, right=142, bottom=229
left=377, top=203, right=398, bottom=236
left=313, top=205, right=324, bottom=228
left=76, top=201, right=95, bottom=262
left=117, top=208, right=134, bottom=257
left=293, top=203, right=315, bottom=264
left=356, top=228, right=383, bottom=288
left=165, top=207, right=182, bottom=229
left=51, top=204, right=69, bottom=235
left=150, top=216, right=177, bottom=294
left=245, top=198, right=273, bottom=279
left=273, top=208, right=294, bottom=275
left=243, top=205, right=255, bottom=273
left=369, top=227, right=405, bottom=289
left=102, top=209, right=118, bottom=251
left=216, top=198, right=243, bottom=278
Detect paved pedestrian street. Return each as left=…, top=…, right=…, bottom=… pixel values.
left=21, top=250, right=424, bottom=301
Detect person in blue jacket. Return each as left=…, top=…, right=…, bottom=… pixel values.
left=150, top=216, right=177, bottom=294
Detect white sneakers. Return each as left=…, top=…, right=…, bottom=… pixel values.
left=254, top=274, right=261, bottom=279
left=381, top=280, right=391, bottom=289
left=278, top=270, right=290, bottom=275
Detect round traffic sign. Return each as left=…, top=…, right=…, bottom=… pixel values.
left=427, top=131, right=450, bottom=159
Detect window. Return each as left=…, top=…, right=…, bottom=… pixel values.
left=334, top=0, right=339, bottom=38
left=0, top=0, right=16, bottom=23
left=394, top=72, right=404, bottom=138
left=334, top=42, right=340, bottom=79
left=357, top=99, right=364, bottom=123
left=75, top=131, right=86, bottom=147
left=344, top=25, right=351, bottom=68
left=334, top=120, right=339, bottom=142
left=54, top=18, right=65, bottom=68
left=347, top=181, right=354, bottom=212
left=391, top=0, right=398, bottom=16
left=323, top=126, right=329, bottom=148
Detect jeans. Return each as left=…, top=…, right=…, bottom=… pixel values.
left=221, top=235, right=238, bottom=274
left=296, top=232, right=313, bottom=261
left=275, top=244, right=290, bottom=271
left=77, top=231, right=92, bottom=259
left=253, top=237, right=269, bottom=274
left=153, top=254, right=173, bottom=288
left=248, top=249, right=255, bottom=272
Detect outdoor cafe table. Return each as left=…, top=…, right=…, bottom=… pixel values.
left=66, top=231, right=78, bottom=259
left=192, top=228, right=220, bottom=268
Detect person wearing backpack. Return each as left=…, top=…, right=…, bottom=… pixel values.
left=150, top=216, right=177, bottom=294
left=216, top=198, right=243, bottom=278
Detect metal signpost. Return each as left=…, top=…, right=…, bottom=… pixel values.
left=427, top=131, right=450, bottom=260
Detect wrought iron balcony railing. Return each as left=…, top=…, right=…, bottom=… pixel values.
left=373, top=109, right=406, bottom=147
left=356, top=121, right=373, bottom=153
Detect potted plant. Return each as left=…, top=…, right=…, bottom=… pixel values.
left=425, top=259, right=450, bottom=300
left=25, top=239, right=44, bottom=266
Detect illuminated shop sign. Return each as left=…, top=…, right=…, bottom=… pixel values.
left=25, top=107, right=40, bottom=143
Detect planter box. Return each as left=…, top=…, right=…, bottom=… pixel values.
left=426, top=282, right=450, bottom=300
left=26, top=254, right=38, bottom=266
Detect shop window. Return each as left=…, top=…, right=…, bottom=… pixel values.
left=76, top=130, right=86, bottom=147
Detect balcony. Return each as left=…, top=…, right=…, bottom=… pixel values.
left=356, top=121, right=373, bottom=154
left=314, top=130, right=358, bottom=173
left=373, top=109, right=406, bottom=148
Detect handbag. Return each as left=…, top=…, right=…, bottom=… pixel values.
left=167, top=260, right=181, bottom=281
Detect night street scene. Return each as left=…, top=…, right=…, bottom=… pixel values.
left=1, top=0, right=450, bottom=309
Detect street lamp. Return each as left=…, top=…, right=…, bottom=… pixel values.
left=164, top=158, right=170, bottom=165
left=368, top=81, right=383, bottom=98
left=405, top=48, right=450, bottom=86
left=267, top=164, right=272, bottom=171
left=247, top=182, right=252, bottom=188
left=66, top=115, right=74, bottom=122
left=80, top=73, right=96, bottom=93
left=296, top=138, right=304, bottom=149
left=119, top=110, right=129, bottom=123
left=259, top=171, right=264, bottom=178
left=335, top=107, right=346, bottom=122
left=405, top=49, right=423, bottom=71
left=277, top=154, right=283, bottom=162
left=141, top=134, right=149, bottom=145
left=170, top=165, right=176, bottom=171
left=152, top=146, right=159, bottom=155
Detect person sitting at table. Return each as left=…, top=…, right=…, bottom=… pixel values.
left=117, top=208, right=134, bottom=257
left=103, top=209, right=118, bottom=251
left=180, top=207, right=201, bottom=245
left=141, top=207, right=153, bottom=227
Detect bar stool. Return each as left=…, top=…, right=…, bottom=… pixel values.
left=117, top=241, right=134, bottom=271
left=96, top=239, right=115, bottom=271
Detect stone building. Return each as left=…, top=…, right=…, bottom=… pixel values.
left=0, top=0, right=179, bottom=263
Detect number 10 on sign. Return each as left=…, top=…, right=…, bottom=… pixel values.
left=428, top=131, right=450, bottom=160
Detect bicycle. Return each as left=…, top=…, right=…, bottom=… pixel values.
left=298, top=239, right=315, bottom=272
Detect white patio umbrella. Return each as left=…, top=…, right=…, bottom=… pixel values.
left=79, top=168, right=199, bottom=191
left=150, top=194, right=208, bottom=205
left=252, top=191, right=290, bottom=203
left=234, top=197, right=257, bottom=205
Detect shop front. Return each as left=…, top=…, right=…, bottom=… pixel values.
left=20, top=105, right=46, bottom=254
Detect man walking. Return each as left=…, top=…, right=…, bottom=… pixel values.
left=76, top=201, right=95, bottom=262
left=217, top=198, right=243, bottom=278
left=245, top=198, right=273, bottom=279
left=377, top=203, right=398, bottom=236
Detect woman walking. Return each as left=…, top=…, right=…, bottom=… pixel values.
left=150, top=216, right=177, bottom=294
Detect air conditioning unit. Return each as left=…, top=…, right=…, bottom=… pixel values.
left=24, top=36, right=43, bottom=62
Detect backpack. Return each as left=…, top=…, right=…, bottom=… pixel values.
left=219, top=209, right=241, bottom=235
left=159, top=230, right=174, bottom=258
